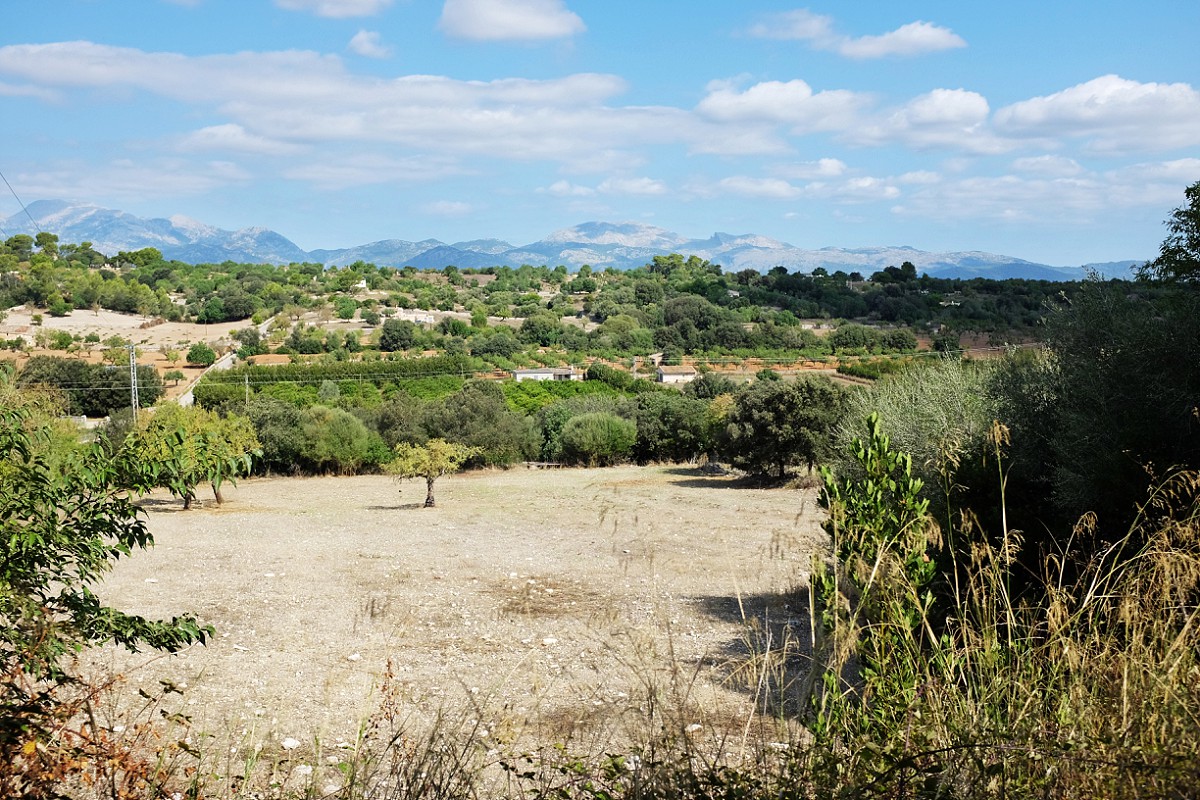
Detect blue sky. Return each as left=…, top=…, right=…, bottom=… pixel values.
left=2, top=0, right=1198, bottom=265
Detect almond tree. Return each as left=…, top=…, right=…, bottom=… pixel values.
left=385, top=438, right=480, bottom=507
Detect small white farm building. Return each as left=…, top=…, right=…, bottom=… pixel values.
left=512, top=367, right=584, bottom=382
left=656, top=365, right=698, bottom=384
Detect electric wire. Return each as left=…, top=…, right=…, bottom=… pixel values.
left=0, top=168, right=40, bottom=232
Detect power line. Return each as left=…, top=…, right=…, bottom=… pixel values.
left=0, top=168, right=39, bottom=232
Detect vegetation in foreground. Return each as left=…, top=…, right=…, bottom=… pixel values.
left=1, top=182, right=1199, bottom=797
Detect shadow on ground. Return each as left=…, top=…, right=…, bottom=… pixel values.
left=662, top=466, right=789, bottom=491
left=689, top=588, right=817, bottom=719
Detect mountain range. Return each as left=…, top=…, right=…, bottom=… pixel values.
left=4, top=200, right=1141, bottom=281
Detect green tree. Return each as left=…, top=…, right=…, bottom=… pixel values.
left=386, top=438, right=480, bottom=507
left=122, top=404, right=259, bottom=508
left=723, top=377, right=848, bottom=477
left=186, top=341, right=218, bottom=367
left=633, top=391, right=711, bottom=464
left=379, top=318, right=417, bottom=352
left=1139, top=180, right=1200, bottom=282
left=0, top=390, right=211, bottom=786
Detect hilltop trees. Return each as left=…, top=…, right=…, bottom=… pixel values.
left=1139, top=179, right=1200, bottom=282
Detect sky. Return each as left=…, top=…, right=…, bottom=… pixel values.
left=1, top=1, right=1198, bottom=266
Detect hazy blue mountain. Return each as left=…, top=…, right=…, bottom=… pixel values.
left=2, top=201, right=1146, bottom=280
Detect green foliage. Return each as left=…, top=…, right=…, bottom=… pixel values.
left=379, top=318, right=418, bottom=351
left=186, top=341, right=217, bottom=366
left=385, top=438, right=481, bottom=507
left=501, top=377, right=617, bottom=415
left=17, top=355, right=163, bottom=417
left=835, top=356, right=910, bottom=380
left=722, top=376, right=848, bottom=477
left=835, top=357, right=996, bottom=519
left=0, top=396, right=212, bottom=676
left=633, top=391, right=711, bottom=464
left=561, top=412, right=637, bottom=466
left=422, top=381, right=539, bottom=466
left=121, top=403, right=260, bottom=507
left=299, top=405, right=377, bottom=474
left=1033, top=282, right=1200, bottom=533
left=1139, top=179, right=1200, bottom=281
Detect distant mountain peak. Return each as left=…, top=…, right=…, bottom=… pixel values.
left=0, top=200, right=1142, bottom=280
left=543, top=221, right=686, bottom=249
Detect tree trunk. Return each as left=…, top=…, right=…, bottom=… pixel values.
left=424, top=476, right=436, bottom=508
left=183, top=490, right=196, bottom=510
left=212, top=481, right=224, bottom=505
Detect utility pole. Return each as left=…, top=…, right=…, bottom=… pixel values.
left=128, top=344, right=140, bottom=416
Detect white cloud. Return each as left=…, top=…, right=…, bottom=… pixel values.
left=348, top=30, right=391, bottom=59
left=275, top=0, right=392, bottom=18
left=0, top=43, right=677, bottom=175
left=838, top=22, right=967, bottom=59
left=748, top=10, right=965, bottom=59
left=0, top=80, right=57, bottom=100
left=439, top=0, right=584, bottom=42
left=695, top=78, right=866, bottom=133
left=891, top=158, right=1200, bottom=226
left=777, top=158, right=847, bottom=180
left=849, top=88, right=1009, bottom=153
left=897, top=170, right=941, bottom=185
left=717, top=176, right=802, bottom=200
left=423, top=200, right=473, bottom=216
left=995, top=75, right=1200, bottom=153
left=178, top=123, right=306, bottom=155
left=13, top=158, right=251, bottom=201
left=283, top=154, right=467, bottom=189
left=543, top=180, right=595, bottom=197
left=597, top=177, right=668, bottom=196
left=1011, top=155, right=1083, bottom=177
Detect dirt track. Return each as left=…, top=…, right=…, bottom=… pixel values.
left=87, top=466, right=826, bottom=754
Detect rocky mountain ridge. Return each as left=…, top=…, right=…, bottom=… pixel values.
left=3, top=200, right=1141, bottom=280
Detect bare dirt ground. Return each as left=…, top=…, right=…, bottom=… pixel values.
left=85, top=466, right=826, bottom=761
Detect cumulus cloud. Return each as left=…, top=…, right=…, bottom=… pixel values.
left=439, top=0, right=584, bottom=42
left=348, top=30, right=391, bottom=58
left=995, top=75, right=1200, bottom=153
left=748, top=9, right=965, bottom=59
left=0, top=42, right=671, bottom=174
left=275, top=0, right=392, bottom=18
left=892, top=158, right=1200, bottom=226
left=695, top=78, right=866, bottom=133
left=849, top=88, right=1009, bottom=153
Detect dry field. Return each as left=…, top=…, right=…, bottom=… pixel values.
left=85, top=465, right=826, bottom=763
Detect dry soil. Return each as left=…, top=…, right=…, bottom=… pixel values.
left=86, top=466, right=826, bottom=757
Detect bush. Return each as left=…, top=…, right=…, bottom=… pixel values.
left=560, top=412, right=637, bottom=466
